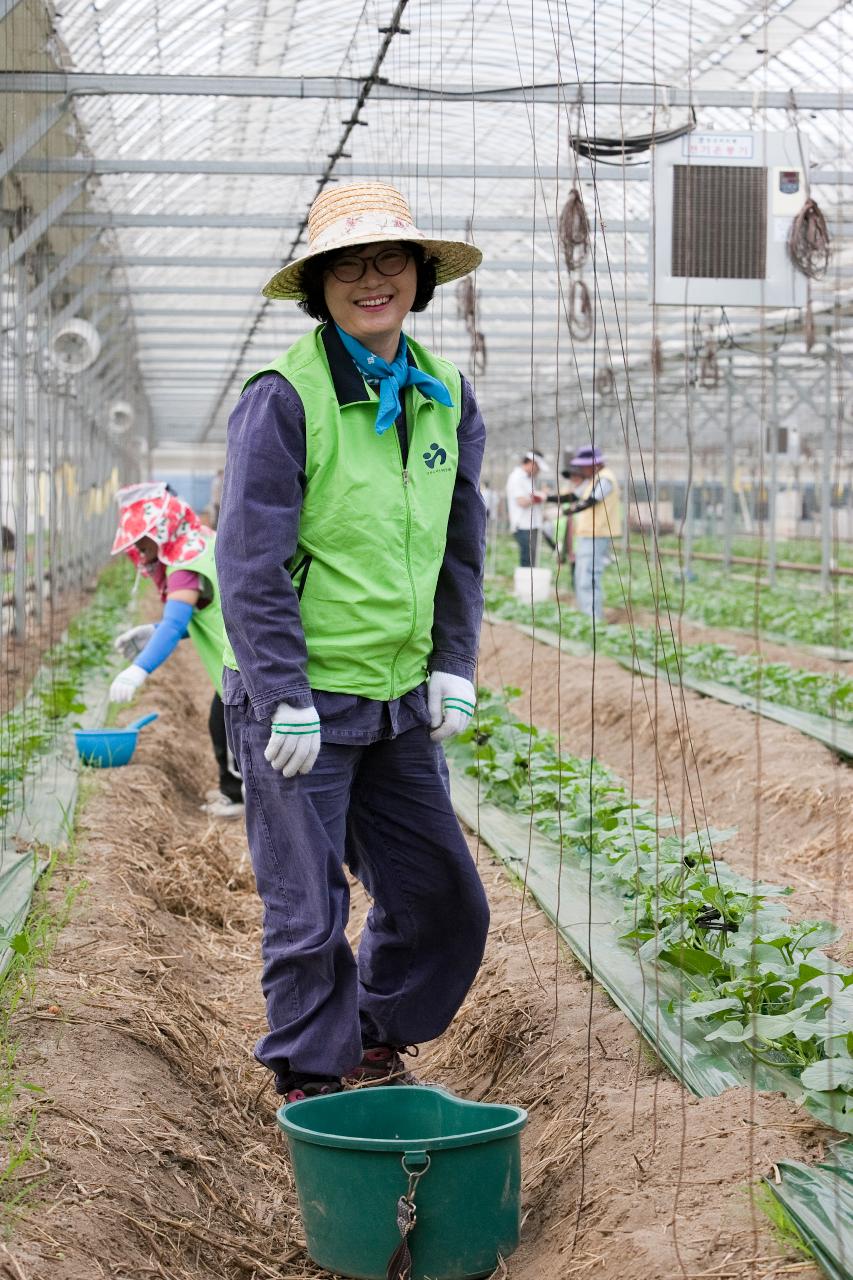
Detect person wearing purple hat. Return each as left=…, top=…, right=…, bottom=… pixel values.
left=560, top=445, right=622, bottom=619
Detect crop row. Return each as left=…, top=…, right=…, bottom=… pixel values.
left=0, top=560, right=134, bottom=821
left=452, top=691, right=853, bottom=1133
left=602, top=558, right=853, bottom=650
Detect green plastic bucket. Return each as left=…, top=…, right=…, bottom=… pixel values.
left=277, top=1085, right=528, bottom=1280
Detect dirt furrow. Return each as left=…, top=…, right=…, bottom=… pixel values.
left=3, top=637, right=831, bottom=1280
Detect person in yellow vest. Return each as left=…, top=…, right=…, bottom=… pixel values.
left=562, top=446, right=622, bottom=620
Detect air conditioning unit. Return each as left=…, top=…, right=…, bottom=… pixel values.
left=651, top=131, right=808, bottom=308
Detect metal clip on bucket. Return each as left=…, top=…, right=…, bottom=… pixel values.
left=385, top=1152, right=431, bottom=1280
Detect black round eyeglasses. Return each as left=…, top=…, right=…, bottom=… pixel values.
left=328, top=247, right=411, bottom=284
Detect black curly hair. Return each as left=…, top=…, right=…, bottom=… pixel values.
left=296, top=242, right=438, bottom=323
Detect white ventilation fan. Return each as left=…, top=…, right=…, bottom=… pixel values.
left=108, top=400, right=134, bottom=434
left=50, top=318, right=102, bottom=373
left=651, top=131, right=808, bottom=308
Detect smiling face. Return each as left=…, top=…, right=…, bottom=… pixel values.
left=322, top=242, right=418, bottom=361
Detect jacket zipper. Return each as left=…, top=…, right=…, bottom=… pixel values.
left=388, top=440, right=418, bottom=700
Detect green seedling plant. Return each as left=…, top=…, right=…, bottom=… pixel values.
left=658, top=534, right=853, bottom=572
left=0, top=558, right=134, bottom=821
left=452, top=690, right=853, bottom=1132
left=490, top=531, right=852, bottom=648
left=602, top=561, right=853, bottom=651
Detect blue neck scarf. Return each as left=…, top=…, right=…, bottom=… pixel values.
left=334, top=324, right=454, bottom=436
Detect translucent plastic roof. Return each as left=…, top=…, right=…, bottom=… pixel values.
left=34, top=0, right=853, bottom=450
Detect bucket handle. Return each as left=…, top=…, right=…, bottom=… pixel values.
left=384, top=1151, right=431, bottom=1280
left=127, top=712, right=158, bottom=732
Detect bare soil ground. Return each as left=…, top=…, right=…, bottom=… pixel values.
left=2, top=635, right=837, bottom=1280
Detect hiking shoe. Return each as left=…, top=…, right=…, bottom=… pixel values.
left=200, top=792, right=245, bottom=820
left=279, top=1075, right=343, bottom=1105
left=346, top=1045, right=419, bottom=1087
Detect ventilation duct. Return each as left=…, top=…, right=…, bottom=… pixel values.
left=651, top=131, right=807, bottom=308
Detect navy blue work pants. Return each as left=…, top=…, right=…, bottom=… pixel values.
left=225, top=702, right=490, bottom=1088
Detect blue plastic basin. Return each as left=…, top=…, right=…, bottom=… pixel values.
left=75, top=712, right=158, bottom=768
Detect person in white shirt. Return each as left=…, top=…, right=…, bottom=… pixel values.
left=505, top=451, right=548, bottom=567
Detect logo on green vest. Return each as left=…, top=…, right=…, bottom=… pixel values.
left=423, top=443, right=448, bottom=470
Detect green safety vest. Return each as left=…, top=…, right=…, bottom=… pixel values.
left=222, top=326, right=462, bottom=700
left=166, top=536, right=226, bottom=695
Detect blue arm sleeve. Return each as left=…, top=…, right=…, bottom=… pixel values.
left=134, top=599, right=194, bottom=674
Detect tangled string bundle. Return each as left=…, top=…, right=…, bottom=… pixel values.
left=699, top=340, right=719, bottom=390
left=559, top=188, right=591, bottom=272
left=651, top=336, right=664, bottom=377
left=470, top=330, right=487, bottom=377
left=787, top=198, right=831, bottom=279
left=456, top=276, right=476, bottom=325
left=803, top=299, right=816, bottom=353
left=455, top=276, right=487, bottom=374
left=569, top=279, right=593, bottom=341
left=595, top=364, right=616, bottom=400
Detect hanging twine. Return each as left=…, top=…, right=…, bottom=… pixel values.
left=559, top=188, right=591, bottom=272
left=788, top=198, right=831, bottom=279
left=568, top=279, right=593, bottom=341
left=803, top=294, right=816, bottom=352
left=651, top=336, right=663, bottom=376
left=455, top=276, right=487, bottom=374
left=786, top=92, right=831, bottom=281
left=559, top=187, right=593, bottom=343
left=456, top=276, right=476, bottom=325
left=595, top=364, right=615, bottom=400
left=471, top=330, right=487, bottom=376
left=699, top=339, right=719, bottom=390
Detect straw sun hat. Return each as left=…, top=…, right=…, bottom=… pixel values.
left=262, top=182, right=482, bottom=300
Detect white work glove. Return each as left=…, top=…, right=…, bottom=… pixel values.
left=265, top=702, right=321, bottom=778
left=109, top=664, right=148, bottom=704
left=114, top=623, right=156, bottom=660
left=428, top=672, right=476, bottom=743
